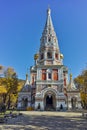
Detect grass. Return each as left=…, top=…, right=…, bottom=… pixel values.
left=0, top=110, right=19, bottom=118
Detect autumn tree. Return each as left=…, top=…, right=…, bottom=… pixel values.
left=0, top=65, right=25, bottom=109
left=74, top=69, right=87, bottom=109
left=3, top=67, right=18, bottom=109
left=0, top=65, right=5, bottom=77
left=0, top=65, right=7, bottom=105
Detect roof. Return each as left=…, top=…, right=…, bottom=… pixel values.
left=21, top=84, right=31, bottom=92
left=21, top=74, right=31, bottom=92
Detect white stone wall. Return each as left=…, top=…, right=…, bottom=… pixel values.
left=17, top=92, right=32, bottom=109
left=56, top=100, right=66, bottom=110
left=35, top=101, right=44, bottom=110
left=37, top=68, right=41, bottom=80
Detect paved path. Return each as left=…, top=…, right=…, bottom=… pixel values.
left=0, top=111, right=87, bottom=130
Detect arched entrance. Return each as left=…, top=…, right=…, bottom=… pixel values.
left=71, top=97, right=77, bottom=109
left=22, top=98, right=28, bottom=109
left=46, top=95, right=53, bottom=106
left=44, top=92, right=56, bottom=111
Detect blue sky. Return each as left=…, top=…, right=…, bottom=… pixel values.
left=0, top=0, right=87, bottom=80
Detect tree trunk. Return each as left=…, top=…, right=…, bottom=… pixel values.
left=3, top=93, right=7, bottom=104
left=7, top=94, right=11, bottom=109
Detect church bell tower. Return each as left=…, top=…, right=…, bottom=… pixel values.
left=30, top=8, right=68, bottom=111
left=17, top=7, right=82, bottom=111
left=39, top=8, right=63, bottom=66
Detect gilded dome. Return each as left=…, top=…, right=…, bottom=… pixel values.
left=34, top=54, right=39, bottom=60
left=60, top=54, right=64, bottom=59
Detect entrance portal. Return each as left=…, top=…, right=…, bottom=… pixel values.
left=22, top=98, right=28, bottom=109
left=71, top=97, right=77, bottom=109
left=44, top=90, right=56, bottom=111
left=45, top=95, right=54, bottom=110
left=46, top=95, right=53, bottom=106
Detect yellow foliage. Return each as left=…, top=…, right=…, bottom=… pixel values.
left=74, top=75, right=84, bottom=85
left=26, top=107, right=34, bottom=111
left=10, top=94, right=17, bottom=103
left=0, top=86, right=7, bottom=94
left=17, top=80, right=25, bottom=92
left=74, top=70, right=87, bottom=108
left=80, top=90, right=87, bottom=105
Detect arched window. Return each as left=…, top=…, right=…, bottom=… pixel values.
left=48, top=37, right=51, bottom=42
left=48, top=73, right=51, bottom=79
left=53, top=69, right=58, bottom=80
left=55, top=53, right=58, bottom=60
left=47, top=52, right=52, bottom=59
left=42, top=69, right=46, bottom=80
left=32, top=76, right=34, bottom=85
left=40, top=53, right=44, bottom=60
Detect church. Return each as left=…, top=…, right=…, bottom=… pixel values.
left=17, top=8, right=81, bottom=111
